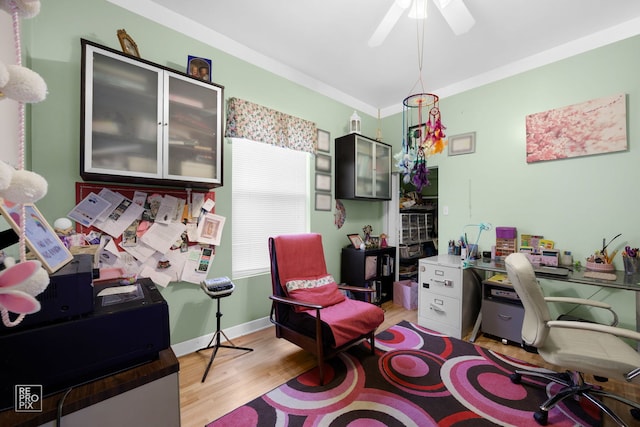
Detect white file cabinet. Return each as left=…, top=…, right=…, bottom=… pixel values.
left=418, top=255, right=481, bottom=339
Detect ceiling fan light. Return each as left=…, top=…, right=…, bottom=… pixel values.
left=408, top=0, right=428, bottom=19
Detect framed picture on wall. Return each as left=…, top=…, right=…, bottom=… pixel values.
left=315, top=154, right=331, bottom=173
left=317, top=129, right=330, bottom=153
left=315, top=173, right=331, bottom=192
left=315, top=192, right=332, bottom=211
left=448, top=132, right=476, bottom=156
left=0, top=200, right=74, bottom=273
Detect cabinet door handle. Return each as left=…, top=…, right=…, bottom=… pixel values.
left=432, top=279, right=453, bottom=287
left=430, top=304, right=445, bottom=313
left=498, top=314, right=513, bottom=321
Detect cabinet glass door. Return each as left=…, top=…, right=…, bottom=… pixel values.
left=85, top=49, right=162, bottom=177
left=164, top=73, right=222, bottom=184
left=374, top=142, right=391, bottom=199
left=355, top=136, right=374, bottom=197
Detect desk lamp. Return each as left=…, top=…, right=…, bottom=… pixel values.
left=462, top=222, right=492, bottom=268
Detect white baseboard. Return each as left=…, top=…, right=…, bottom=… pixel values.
left=171, top=316, right=272, bottom=357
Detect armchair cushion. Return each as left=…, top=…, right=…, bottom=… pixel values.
left=305, top=297, right=384, bottom=347
left=286, top=275, right=346, bottom=312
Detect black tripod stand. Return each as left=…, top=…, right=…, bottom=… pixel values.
left=197, top=292, right=253, bottom=382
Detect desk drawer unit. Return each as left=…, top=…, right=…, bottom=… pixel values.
left=482, top=299, right=524, bottom=343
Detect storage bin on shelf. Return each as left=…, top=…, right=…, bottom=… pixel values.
left=495, top=226, right=517, bottom=260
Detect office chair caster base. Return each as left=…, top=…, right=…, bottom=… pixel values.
left=631, top=408, right=640, bottom=421
left=509, top=373, right=521, bottom=384
left=533, top=410, right=548, bottom=425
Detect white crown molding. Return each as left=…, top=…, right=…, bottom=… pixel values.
left=109, top=1, right=640, bottom=119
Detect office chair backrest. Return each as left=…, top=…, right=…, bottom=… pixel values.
left=505, top=253, right=552, bottom=348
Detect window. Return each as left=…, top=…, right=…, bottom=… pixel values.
left=232, top=138, right=310, bottom=278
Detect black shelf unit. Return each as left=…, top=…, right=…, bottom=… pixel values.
left=340, top=246, right=396, bottom=304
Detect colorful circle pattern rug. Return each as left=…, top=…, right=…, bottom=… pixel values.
left=208, top=320, right=601, bottom=426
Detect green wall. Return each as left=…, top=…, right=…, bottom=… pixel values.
left=19, top=0, right=640, bottom=344
left=420, top=36, right=640, bottom=327
left=21, top=0, right=387, bottom=346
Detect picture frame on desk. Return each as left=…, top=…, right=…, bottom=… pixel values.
left=347, top=233, right=363, bottom=249
left=0, top=200, right=73, bottom=273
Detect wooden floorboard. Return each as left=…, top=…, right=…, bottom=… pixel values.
left=178, top=301, right=639, bottom=427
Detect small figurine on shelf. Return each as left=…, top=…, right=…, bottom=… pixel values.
left=380, top=233, right=388, bottom=248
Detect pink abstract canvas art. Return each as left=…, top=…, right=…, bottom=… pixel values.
left=526, top=93, right=627, bottom=163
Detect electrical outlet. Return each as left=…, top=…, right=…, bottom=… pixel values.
left=443, top=206, right=449, bottom=215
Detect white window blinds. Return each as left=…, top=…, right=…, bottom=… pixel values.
left=232, top=138, right=310, bottom=278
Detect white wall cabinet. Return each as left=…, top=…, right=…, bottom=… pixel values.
left=417, top=254, right=481, bottom=339
left=81, top=39, right=224, bottom=188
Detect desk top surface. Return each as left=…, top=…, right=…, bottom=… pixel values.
left=472, top=259, right=640, bottom=292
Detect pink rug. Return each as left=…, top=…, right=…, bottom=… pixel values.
left=208, top=320, right=600, bottom=426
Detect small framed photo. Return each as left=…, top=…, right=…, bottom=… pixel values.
left=117, top=29, right=140, bottom=58
left=317, top=129, right=330, bottom=153
left=315, top=154, right=331, bottom=173
left=315, top=192, right=332, bottom=211
left=369, top=235, right=380, bottom=248
left=347, top=233, right=363, bottom=249
left=0, top=200, right=73, bottom=273
left=197, top=212, right=225, bottom=246
left=315, top=173, right=331, bottom=192
left=187, top=55, right=212, bottom=82
left=448, top=132, right=476, bottom=156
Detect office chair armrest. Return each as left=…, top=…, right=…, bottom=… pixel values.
left=338, top=285, right=376, bottom=293
left=547, top=320, right=640, bottom=342
left=269, top=294, right=324, bottom=310
left=544, top=296, right=618, bottom=326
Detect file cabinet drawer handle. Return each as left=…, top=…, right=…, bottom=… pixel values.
left=432, top=279, right=453, bottom=287
left=430, top=304, right=445, bottom=313
left=498, top=314, right=513, bottom=321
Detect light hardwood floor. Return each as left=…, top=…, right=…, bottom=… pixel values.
left=178, top=301, right=640, bottom=427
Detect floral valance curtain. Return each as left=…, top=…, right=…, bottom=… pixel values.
left=225, top=97, right=317, bottom=154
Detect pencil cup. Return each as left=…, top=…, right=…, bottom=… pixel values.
left=623, top=257, right=640, bottom=275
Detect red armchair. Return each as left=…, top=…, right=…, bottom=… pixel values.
left=269, top=233, right=384, bottom=385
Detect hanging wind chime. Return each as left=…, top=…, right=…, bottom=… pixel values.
left=395, top=1, right=447, bottom=192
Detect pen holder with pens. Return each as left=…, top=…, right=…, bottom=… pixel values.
left=623, top=257, right=639, bottom=275
left=623, top=246, right=640, bottom=275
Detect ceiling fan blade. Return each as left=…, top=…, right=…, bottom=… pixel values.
left=368, top=0, right=412, bottom=47
left=434, top=0, right=475, bottom=35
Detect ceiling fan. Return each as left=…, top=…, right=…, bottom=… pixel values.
left=368, top=0, right=475, bottom=47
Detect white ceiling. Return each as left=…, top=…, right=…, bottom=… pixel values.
left=116, top=0, right=640, bottom=117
